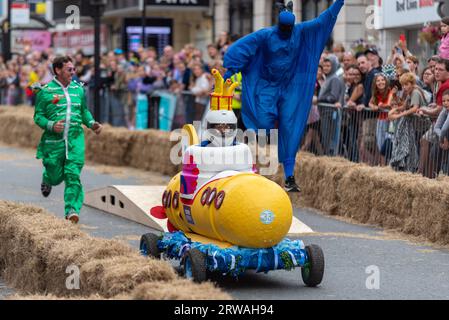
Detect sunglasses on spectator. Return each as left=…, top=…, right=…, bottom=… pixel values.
left=66, top=67, right=75, bottom=72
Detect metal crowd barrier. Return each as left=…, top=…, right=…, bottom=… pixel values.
left=86, top=87, right=127, bottom=127
left=137, top=90, right=198, bottom=132
left=84, top=85, right=449, bottom=179
left=301, top=102, right=448, bottom=178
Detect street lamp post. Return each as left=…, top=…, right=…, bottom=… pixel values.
left=88, top=0, right=107, bottom=123
left=94, top=5, right=101, bottom=122
left=2, top=0, right=12, bottom=61
left=141, top=0, right=147, bottom=48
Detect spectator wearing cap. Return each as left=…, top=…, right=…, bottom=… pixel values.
left=114, top=49, right=129, bottom=69
left=365, top=48, right=383, bottom=73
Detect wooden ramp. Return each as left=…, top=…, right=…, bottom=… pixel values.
left=84, top=185, right=314, bottom=235
left=84, top=185, right=168, bottom=232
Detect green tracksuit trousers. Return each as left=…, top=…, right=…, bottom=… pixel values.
left=41, top=133, right=85, bottom=217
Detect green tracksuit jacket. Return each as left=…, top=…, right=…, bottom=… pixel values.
left=34, top=78, right=95, bottom=217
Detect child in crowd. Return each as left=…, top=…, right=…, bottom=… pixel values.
left=439, top=17, right=449, bottom=60
left=389, top=73, right=427, bottom=172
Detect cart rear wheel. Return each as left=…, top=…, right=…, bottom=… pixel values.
left=140, top=233, right=161, bottom=259
left=301, top=244, right=325, bottom=287
left=182, top=248, right=207, bottom=283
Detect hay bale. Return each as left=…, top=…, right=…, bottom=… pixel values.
left=85, top=125, right=134, bottom=167
left=281, top=152, right=449, bottom=245
left=81, top=256, right=177, bottom=298
left=6, top=294, right=105, bottom=300
left=0, top=201, right=230, bottom=299
left=8, top=280, right=232, bottom=300
left=128, top=280, right=232, bottom=300
left=0, top=106, right=41, bottom=148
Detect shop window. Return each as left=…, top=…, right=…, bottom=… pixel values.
left=229, top=0, right=254, bottom=37
left=272, top=0, right=332, bottom=24
left=272, top=0, right=285, bottom=25
left=302, top=0, right=318, bottom=21
left=301, top=0, right=332, bottom=21
left=301, top=0, right=333, bottom=49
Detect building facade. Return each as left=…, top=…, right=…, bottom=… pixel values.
left=49, top=0, right=372, bottom=56
left=102, top=0, right=213, bottom=55
left=215, top=0, right=372, bottom=51
left=0, top=0, right=377, bottom=57
left=50, top=0, right=213, bottom=55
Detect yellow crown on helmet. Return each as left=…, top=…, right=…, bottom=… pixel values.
left=210, top=69, right=239, bottom=111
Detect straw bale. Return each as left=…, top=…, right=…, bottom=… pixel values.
left=0, top=201, right=230, bottom=299
left=129, top=280, right=232, bottom=300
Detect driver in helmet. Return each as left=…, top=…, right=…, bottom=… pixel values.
left=202, top=110, right=238, bottom=147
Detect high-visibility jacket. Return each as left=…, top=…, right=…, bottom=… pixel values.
left=231, top=72, right=243, bottom=110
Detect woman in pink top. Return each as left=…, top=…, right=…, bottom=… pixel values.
left=439, top=17, right=449, bottom=60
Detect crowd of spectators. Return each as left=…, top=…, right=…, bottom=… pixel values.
left=0, top=30, right=238, bottom=128
left=301, top=17, right=449, bottom=179
left=3, top=19, right=449, bottom=179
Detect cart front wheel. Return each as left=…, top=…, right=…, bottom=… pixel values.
left=301, top=244, right=325, bottom=287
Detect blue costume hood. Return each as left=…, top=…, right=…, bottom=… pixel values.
left=223, top=0, right=344, bottom=175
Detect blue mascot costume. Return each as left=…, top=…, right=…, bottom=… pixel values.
left=223, top=0, right=344, bottom=192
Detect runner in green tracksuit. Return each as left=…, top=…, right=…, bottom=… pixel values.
left=33, top=56, right=102, bottom=223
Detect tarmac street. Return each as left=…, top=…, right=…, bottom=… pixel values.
left=1, top=144, right=449, bottom=300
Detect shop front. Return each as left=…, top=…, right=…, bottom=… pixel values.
left=375, top=0, right=441, bottom=62
left=103, top=0, right=212, bottom=54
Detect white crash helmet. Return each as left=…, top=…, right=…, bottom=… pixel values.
left=204, top=110, right=238, bottom=147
